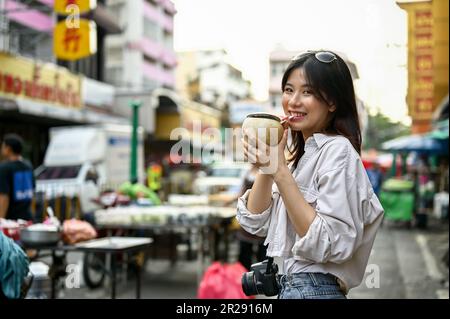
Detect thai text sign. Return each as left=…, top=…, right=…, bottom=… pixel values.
left=413, top=9, right=434, bottom=118
left=53, top=0, right=97, bottom=61
left=54, top=19, right=97, bottom=61
left=0, top=52, right=82, bottom=108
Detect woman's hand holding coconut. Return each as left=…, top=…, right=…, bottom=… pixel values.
left=241, top=113, right=290, bottom=176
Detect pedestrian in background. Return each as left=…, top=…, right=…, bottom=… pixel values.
left=238, top=51, right=384, bottom=299
left=415, top=158, right=434, bottom=228
left=367, top=161, right=384, bottom=196
left=0, top=134, right=35, bottom=221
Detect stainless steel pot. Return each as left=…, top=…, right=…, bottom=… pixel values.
left=20, top=228, right=61, bottom=247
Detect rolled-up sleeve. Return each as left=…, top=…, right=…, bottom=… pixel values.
left=293, top=166, right=363, bottom=264
left=236, top=189, right=274, bottom=237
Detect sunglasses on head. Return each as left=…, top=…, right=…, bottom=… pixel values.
left=292, top=51, right=337, bottom=64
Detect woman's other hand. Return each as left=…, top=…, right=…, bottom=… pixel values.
left=242, top=128, right=288, bottom=175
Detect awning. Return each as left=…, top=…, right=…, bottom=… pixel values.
left=381, top=133, right=448, bottom=155
left=428, top=119, right=449, bottom=140
left=1, top=97, right=128, bottom=125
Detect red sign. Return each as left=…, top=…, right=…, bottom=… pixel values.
left=412, top=9, right=433, bottom=120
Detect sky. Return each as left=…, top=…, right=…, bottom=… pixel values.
left=172, top=0, right=410, bottom=125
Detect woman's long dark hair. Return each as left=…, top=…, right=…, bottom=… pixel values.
left=281, top=51, right=362, bottom=169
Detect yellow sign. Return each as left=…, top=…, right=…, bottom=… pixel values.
left=155, top=102, right=221, bottom=143
left=54, top=0, right=97, bottom=15
left=0, top=52, right=82, bottom=108
left=53, top=19, right=97, bottom=61
left=182, top=105, right=221, bottom=144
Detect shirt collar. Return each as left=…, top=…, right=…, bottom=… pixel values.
left=305, top=133, right=338, bottom=150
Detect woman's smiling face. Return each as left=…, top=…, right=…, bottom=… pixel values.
left=281, top=67, right=336, bottom=140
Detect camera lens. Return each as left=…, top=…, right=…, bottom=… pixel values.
left=241, top=271, right=258, bottom=296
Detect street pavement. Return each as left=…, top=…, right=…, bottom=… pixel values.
left=38, top=217, right=448, bottom=299
left=348, top=217, right=449, bottom=299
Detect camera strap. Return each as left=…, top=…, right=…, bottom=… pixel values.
left=272, top=256, right=285, bottom=274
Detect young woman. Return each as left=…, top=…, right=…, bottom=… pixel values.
left=237, top=50, right=384, bottom=299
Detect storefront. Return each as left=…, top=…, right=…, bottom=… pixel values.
left=0, top=52, right=83, bottom=166
left=148, top=89, right=222, bottom=195
left=153, top=89, right=222, bottom=164
left=0, top=52, right=126, bottom=167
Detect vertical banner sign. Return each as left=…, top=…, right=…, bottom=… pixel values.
left=413, top=9, right=433, bottom=120
left=53, top=0, right=97, bottom=61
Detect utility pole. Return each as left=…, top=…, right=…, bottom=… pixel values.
left=130, top=100, right=142, bottom=183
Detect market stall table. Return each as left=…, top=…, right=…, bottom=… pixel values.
left=94, top=205, right=237, bottom=283
left=24, top=237, right=153, bottom=299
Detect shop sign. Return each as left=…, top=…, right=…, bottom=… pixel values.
left=412, top=9, right=434, bottom=120
left=82, top=77, right=114, bottom=108
left=416, top=54, right=433, bottom=72
left=54, top=0, right=97, bottom=15
left=415, top=97, right=433, bottom=113
left=416, top=76, right=433, bottom=95
left=415, top=34, right=433, bottom=50
left=415, top=10, right=432, bottom=29
left=0, top=52, right=82, bottom=108
left=182, top=106, right=221, bottom=145
left=54, top=19, right=97, bottom=61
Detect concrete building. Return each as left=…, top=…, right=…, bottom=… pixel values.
left=104, top=0, right=177, bottom=91
left=0, top=0, right=55, bottom=64
left=0, top=0, right=125, bottom=166
left=100, top=0, right=178, bottom=140
left=1, top=0, right=121, bottom=81
left=176, top=49, right=251, bottom=111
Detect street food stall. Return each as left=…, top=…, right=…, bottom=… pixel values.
left=1, top=209, right=152, bottom=299
left=381, top=131, right=449, bottom=228
left=24, top=236, right=153, bottom=299
left=93, top=200, right=237, bottom=283
left=379, top=178, right=415, bottom=226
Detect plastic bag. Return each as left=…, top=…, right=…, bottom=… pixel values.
left=62, top=219, right=97, bottom=244
left=197, top=261, right=253, bottom=299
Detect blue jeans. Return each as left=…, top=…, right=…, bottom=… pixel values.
left=278, top=273, right=347, bottom=299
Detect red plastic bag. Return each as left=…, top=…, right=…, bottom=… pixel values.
left=197, top=261, right=254, bottom=299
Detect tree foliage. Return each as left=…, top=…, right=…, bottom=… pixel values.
left=363, top=111, right=411, bottom=150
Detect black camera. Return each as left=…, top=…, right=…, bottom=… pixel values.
left=241, top=257, right=280, bottom=296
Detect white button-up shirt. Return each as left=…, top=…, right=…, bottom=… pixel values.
left=236, top=133, right=384, bottom=292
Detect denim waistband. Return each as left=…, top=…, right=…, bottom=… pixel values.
left=278, top=272, right=339, bottom=287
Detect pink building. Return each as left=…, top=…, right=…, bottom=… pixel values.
left=104, top=0, right=177, bottom=90
left=1, top=0, right=121, bottom=81
left=0, top=0, right=125, bottom=167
